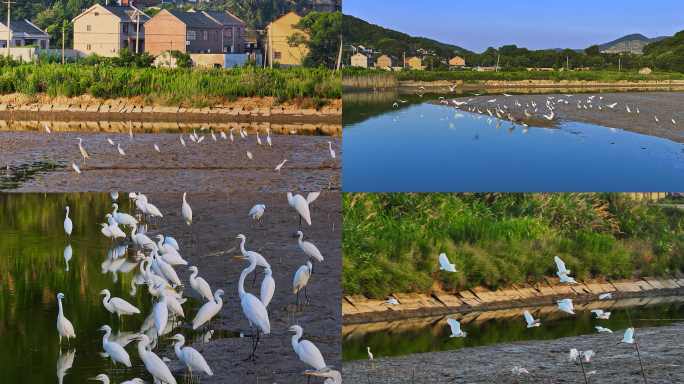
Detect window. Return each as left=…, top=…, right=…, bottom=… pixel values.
left=15, top=40, right=20, bottom=47
left=122, top=24, right=128, bottom=35
left=201, top=30, right=208, bottom=41
left=213, top=63, right=221, bottom=68
left=186, top=30, right=196, bottom=41
left=40, top=40, right=45, bottom=49
left=87, top=25, right=91, bottom=31
left=236, top=28, right=240, bottom=37
left=274, top=52, right=281, bottom=59
left=87, top=44, right=91, bottom=50
left=94, top=12, right=99, bottom=16
left=224, top=28, right=232, bottom=38
left=214, top=31, right=218, bottom=41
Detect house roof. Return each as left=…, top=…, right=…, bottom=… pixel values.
left=0, top=19, right=48, bottom=35
left=378, top=55, right=398, bottom=60
left=165, top=10, right=223, bottom=28
left=202, top=10, right=246, bottom=26
left=72, top=5, right=150, bottom=23
left=265, top=12, right=301, bottom=30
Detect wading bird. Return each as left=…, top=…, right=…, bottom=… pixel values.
left=182, top=192, right=192, bottom=232
left=117, top=143, right=125, bottom=156
left=170, top=334, right=213, bottom=380
left=275, top=159, right=287, bottom=173
left=367, top=347, right=373, bottom=359
left=289, top=325, right=326, bottom=381
left=293, top=260, right=312, bottom=306
left=135, top=334, right=177, bottom=384
left=287, top=193, right=312, bottom=229
left=78, top=138, right=90, bottom=165
left=260, top=268, right=275, bottom=307
left=97, top=289, right=140, bottom=323
left=98, top=325, right=132, bottom=373
left=293, top=231, right=323, bottom=273
left=328, top=141, right=336, bottom=168
left=192, top=289, right=224, bottom=329
left=238, top=253, right=271, bottom=361
left=188, top=266, right=213, bottom=302
left=302, top=368, right=341, bottom=384
left=56, top=293, right=76, bottom=346
left=249, top=204, right=266, bottom=228
left=72, top=163, right=81, bottom=174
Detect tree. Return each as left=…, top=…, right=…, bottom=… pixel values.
left=288, top=11, right=342, bottom=69
left=423, top=56, right=444, bottom=71
left=585, top=44, right=600, bottom=56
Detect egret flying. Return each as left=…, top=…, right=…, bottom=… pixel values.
left=557, top=299, right=575, bottom=314
left=381, top=299, right=399, bottom=305
left=583, top=350, right=595, bottom=362
left=591, top=309, right=611, bottom=319
left=596, top=326, right=613, bottom=333
left=524, top=311, right=540, bottom=328
left=438, top=253, right=457, bottom=272
left=445, top=318, right=466, bottom=340
left=620, top=328, right=635, bottom=344
left=554, top=256, right=570, bottom=275
left=599, top=293, right=612, bottom=299
left=569, top=348, right=579, bottom=361
left=558, top=274, right=578, bottom=284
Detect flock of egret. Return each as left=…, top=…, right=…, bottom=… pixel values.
left=61, top=123, right=338, bottom=176
left=55, top=191, right=339, bottom=383
left=373, top=253, right=644, bottom=378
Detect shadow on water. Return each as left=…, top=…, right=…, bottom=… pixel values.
left=0, top=193, right=221, bottom=384
left=0, top=160, right=64, bottom=190
left=342, top=295, right=684, bottom=362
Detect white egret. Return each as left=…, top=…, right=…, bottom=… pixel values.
left=155, top=235, right=183, bottom=258
left=56, top=293, right=76, bottom=346
left=260, top=268, right=275, bottom=307
left=164, top=236, right=180, bottom=251
left=211, top=129, right=217, bottom=141
left=558, top=274, right=578, bottom=284
left=554, top=256, right=570, bottom=275
left=192, top=289, right=224, bottom=329
left=247, top=151, right=253, bottom=160
left=153, top=288, right=170, bottom=336
left=380, top=299, right=399, bottom=305
left=289, top=325, right=326, bottom=374
left=135, top=334, right=177, bottom=384
left=221, top=131, right=227, bottom=140
left=154, top=144, right=160, bottom=153
left=275, top=159, right=287, bottom=173
left=108, top=138, right=114, bottom=146
left=257, top=132, right=262, bottom=145
left=438, top=253, right=457, bottom=272
left=569, top=348, right=579, bottom=361
left=293, top=260, right=312, bottom=306
left=557, top=300, right=575, bottom=314
left=98, top=289, right=140, bottom=322
left=293, top=231, right=323, bottom=273
left=620, top=328, right=635, bottom=344
left=144, top=202, right=163, bottom=221
left=190, top=134, right=197, bottom=143
left=170, top=334, right=213, bottom=380
left=188, top=266, right=214, bottom=302
left=64, top=207, right=73, bottom=237
left=327, top=141, right=336, bottom=167
left=238, top=252, right=270, bottom=360
left=267, top=131, right=272, bottom=146
left=152, top=246, right=181, bottom=286
left=599, top=293, right=612, bottom=299
left=511, top=366, right=529, bottom=375
left=117, top=143, right=125, bottom=156
left=591, top=309, right=611, bottom=319
left=98, top=325, right=132, bottom=372
left=128, top=121, right=134, bottom=141
left=302, top=368, right=341, bottom=384
left=72, top=163, right=81, bottom=174
left=105, top=216, right=127, bottom=240
left=45, top=124, right=51, bottom=133
left=86, top=374, right=109, bottom=384
left=100, top=223, right=114, bottom=240
left=236, top=234, right=271, bottom=284
left=111, top=204, right=138, bottom=226
left=557, top=298, right=574, bottom=310
left=230, top=129, right=234, bottom=141
left=78, top=137, right=90, bottom=165
left=596, top=326, right=613, bottom=333
left=131, top=224, right=154, bottom=249
left=524, top=311, right=540, bottom=328
left=249, top=204, right=266, bottom=228
left=197, top=136, right=205, bottom=143
left=287, top=192, right=312, bottom=229
left=583, top=350, right=595, bottom=362
left=182, top=192, right=193, bottom=231
left=607, top=103, right=617, bottom=108
left=180, top=135, right=186, bottom=147
left=367, top=347, right=373, bottom=359
left=445, top=318, right=466, bottom=340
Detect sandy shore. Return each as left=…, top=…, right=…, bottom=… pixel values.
left=126, top=191, right=341, bottom=383
left=428, top=91, right=684, bottom=143
left=0, top=130, right=341, bottom=192
left=342, top=324, right=684, bottom=383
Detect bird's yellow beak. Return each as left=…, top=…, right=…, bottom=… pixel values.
left=234, top=255, right=247, bottom=259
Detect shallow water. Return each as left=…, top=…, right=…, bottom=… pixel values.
left=342, top=295, right=684, bottom=361
left=0, top=193, right=227, bottom=383
left=343, top=100, right=684, bottom=191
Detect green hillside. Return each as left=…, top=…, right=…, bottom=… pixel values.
left=599, top=33, right=668, bottom=53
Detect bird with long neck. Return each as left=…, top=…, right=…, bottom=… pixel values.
left=237, top=252, right=270, bottom=361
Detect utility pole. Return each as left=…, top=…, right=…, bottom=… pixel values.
left=619, top=58, right=621, bottom=71
left=3, top=0, right=15, bottom=58
left=335, top=34, right=342, bottom=72
left=496, top=55, right=499, bottom=72
left=566, top=56, right=569, bottom=71
left=62, top=24, right=65, bottom=64
left=135, top=8, right=140, bottom=54
left=269, top=21, right=272, bottom=69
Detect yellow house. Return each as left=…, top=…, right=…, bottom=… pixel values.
left=449, top=56, right=465, bottom=67
left=72, top=4, right=150, bottom=57
left=265, top=12, right=309, bottom=67
left=404, top=56, right=423, bottom=70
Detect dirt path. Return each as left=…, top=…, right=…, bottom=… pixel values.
left=130, top=191, right=341, bottom=383
left=0, top=130, right=341, bottom=192
left=342, top=324, right=684, bottom=383
left=428, top=91, right=684, bottom=143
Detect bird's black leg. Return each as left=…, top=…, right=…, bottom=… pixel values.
left=309, top=258, right=315, bottom=275
left=296, top=291, right=300, bottom=306
left=253, top=327, right=260, bottom=360
left=305, top=285, right=309, bottom=305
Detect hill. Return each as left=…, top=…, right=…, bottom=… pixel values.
left=599, top=33, right=668, bottom=53
left=342, top=14, right=470, bottom=57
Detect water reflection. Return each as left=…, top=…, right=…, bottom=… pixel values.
left=0, top=120, right=341, bottom=136
left=342, top=295, right=684, bottom=361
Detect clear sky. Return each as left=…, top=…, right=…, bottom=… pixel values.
left=344, top=0, right=684, bottom=53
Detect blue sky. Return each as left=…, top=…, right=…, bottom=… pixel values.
left=344, top=0, right=684, bottom=53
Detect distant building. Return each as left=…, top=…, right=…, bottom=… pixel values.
left=145, top=10, right=223, bottom=55
left=476, top=66, right=499, bottom=71
left=351, top=52, right=372, bottom=68
left=404, top=56, right=423, bottom=70
left=0, top=19, right=50, bottom=49
left=525, top=67, right=554, bottom=71
left=357, top=45, right=373, bottom=54
left=639, top=67, right=652, bottom=75
left=449, top=56, right=465, bottom=67
left=72, top=5, right=150, bottom=57
left=376, top=55, right=398, bottom=68
left=299, top=0, right=342, bottom=15
left=244, top=33, right=262, bottom=58
left=265, top=12, right=309, bottom=67
left=202, top=10, right=247, bottom=54
left=342, top=44, right=357, bottom=53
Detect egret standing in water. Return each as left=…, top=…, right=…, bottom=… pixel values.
left=56, top=293, right=76, bottom=346
left=72, top=163, right=81, bottom=175
left=289, top=325, right=326, bottom=382
left=192, top=289, right=224, bottom=329
left=135, top=334, right=177, bottom=384
left=97, top=289, right=140, bottom=323
left=98, top=325, right=132, bottom=373
left=117, top=143, right=125, bottom=156
left=235, top=234, right=271, bottom=284
left=327, top=141, right=336, bottom=168
left=77, top=137, right=90, bottom=165
left=182, top=192, right=193, bottom=233
left=188, top=266, right=214, bottom=302
left=237, top=253, right=270, bottom=361
left=275, top=159, right=287, bottom=174
left=170, top=334, right=213, bottom=381
left=64, top=207, right=73, bottom=238
left=367, top=347, right=373, bottom=359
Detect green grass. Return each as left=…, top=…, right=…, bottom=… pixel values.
left=0, top=64, right=341, bottom=106
left=342, top=68, right=684, bottom=88
left=343, top=193, right=684, bottom=298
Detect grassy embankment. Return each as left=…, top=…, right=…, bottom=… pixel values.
left=0, top=64, right=341, bottom=108
left=343, top=193, right=684, bottom=298
left=342, top=68, right=684, bottom=89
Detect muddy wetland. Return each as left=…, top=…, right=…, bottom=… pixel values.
left=343, top=89, right=684, bottom=192
left=0, top=119, right=341, bottom=192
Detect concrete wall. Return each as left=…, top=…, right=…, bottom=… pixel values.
left=145, top=11, right=186, bottom=56
left=266, top=13, right=308, bottom=66
left=73, top=7, right=123, bottom=57
left=2, top=47, right=83, bottom=61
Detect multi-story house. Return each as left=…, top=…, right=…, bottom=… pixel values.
left=201, top=10, right=246, bottom=54
left=0, top=19, right=50, bottom=49
left=72, top=4, right=150, bottom=57
left=144, top=10, right=224, bottom=55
